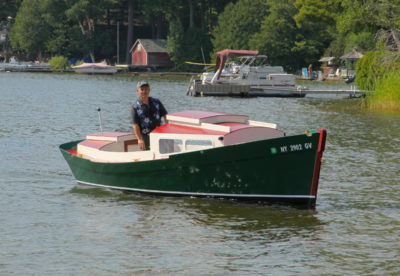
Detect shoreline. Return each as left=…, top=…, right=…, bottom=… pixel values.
left=1, top=66, right=346, bottom=81
left=0, top=67, right=199, bottom=77
left=1, top=69, right=348, bottom=81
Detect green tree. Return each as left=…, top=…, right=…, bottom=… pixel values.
left=9, top=0, right=51, bottom=59
left=166, top=19, right=184, bottom=65
left=337, top=0, right=400, bottom=52
left=344, top=31, right=376, bottom=53
left=162, top=0, right=222, bottom=69
left=250, top=0, right=298, bottom=71
left=324, top=33, right=346, bottom=63
left=42, top=0, right=70, bottom=55
left=292, top=0, right=337, bottom=66
left=65, top=0, right=116, bottom=62
left=0, top=0, right=22, bottom=21
left=211, top=0, right=268, bottom=58
left=125, top=0, right=135, bottom=64
left=367, top=0, right=400, bottom=51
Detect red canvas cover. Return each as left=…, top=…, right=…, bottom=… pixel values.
left=215, top=49, right=259, bottom=79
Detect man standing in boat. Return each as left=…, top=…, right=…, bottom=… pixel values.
left=131, top=81, right=168, bottom=150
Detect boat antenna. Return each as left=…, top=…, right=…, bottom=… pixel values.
left=200, top=45, right=206, bottom=70
left=97, top=107, right=104, bottom=133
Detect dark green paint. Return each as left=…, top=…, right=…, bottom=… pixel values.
left=60, top=132, right=323, bottom=206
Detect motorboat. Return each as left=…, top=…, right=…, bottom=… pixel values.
left=60, top=110, right=327, bottom=207
left=201, top=50, right=306, bottom=93
left=187, top=50, right=307, bottom=97
left=72, top=61, right=117, bottom=74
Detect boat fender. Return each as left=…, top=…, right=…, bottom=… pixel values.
left=218, top=136, right=224, bottom=141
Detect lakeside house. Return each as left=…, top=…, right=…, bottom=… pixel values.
left=129, top=39, right=174, bottom=69
left=319, top=56, right=337, bottom=78
left=317, top=47, right=364, bottom=79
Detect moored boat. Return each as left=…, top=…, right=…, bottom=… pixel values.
left=60, top=110, right=327, bottom=207
left=188, top=49, right=307, bottom=97
left=72, top=61, right=117, bottom=74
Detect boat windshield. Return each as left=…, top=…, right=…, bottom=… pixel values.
left=228, top=55, right=270, bottom=68
left=244, top=56, right=269, bottom=67
left=226, top=55, right=272, bottom=74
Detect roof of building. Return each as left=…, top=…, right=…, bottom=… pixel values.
left=130, top=39, right=168, bottom=53
left=340, top=47, right=364, bottom=60
left=319, top=57, right=335, bottom=62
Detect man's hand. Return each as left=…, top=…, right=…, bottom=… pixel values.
left=138, top=139, right=145, bottom=151
left=133, top=124, right=145, bottom=150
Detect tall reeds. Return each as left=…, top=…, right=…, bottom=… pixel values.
left=363, top=71, right=400, bottom=112
left=356, top=51, right=400, bottom=112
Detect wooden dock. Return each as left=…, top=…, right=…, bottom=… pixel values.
left=295, top=88, right=365, bottom=97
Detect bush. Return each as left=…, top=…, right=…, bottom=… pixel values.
left=356, top=51, right=400, bottom=91
left=357, top=51, right=400, bottom=112
left=49, top=56, right=71, bottom=70
left=74, top=60, right=84, bottom=66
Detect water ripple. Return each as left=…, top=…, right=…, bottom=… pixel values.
left=0, top=72, right=399, bottom=275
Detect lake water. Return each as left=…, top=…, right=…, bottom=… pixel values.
left=1, top=72, right=399, bottom=275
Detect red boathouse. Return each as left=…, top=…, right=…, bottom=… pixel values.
left=130, top=39, right=174, bottom=69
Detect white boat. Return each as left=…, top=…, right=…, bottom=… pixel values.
left=72, top=61, right=117, bottom=74
left=0, top=56, right=27, bottom=72
left=196, top=49, right=306, bottom=96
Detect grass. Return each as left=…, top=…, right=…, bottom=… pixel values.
left=363, top=71, right=400, bottom=113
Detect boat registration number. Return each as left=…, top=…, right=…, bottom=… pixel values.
left=270, top=142, right=313, bottom=154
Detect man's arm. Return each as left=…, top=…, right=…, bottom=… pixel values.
left=133, top=124, right=145, bottom=150
left=131, top=106, right=146, bottom=150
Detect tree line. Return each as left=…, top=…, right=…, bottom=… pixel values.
left=1, top=0, right=399, bottom=72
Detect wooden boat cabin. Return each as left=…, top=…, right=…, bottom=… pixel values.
left=75, top=111, right=285, bottom=163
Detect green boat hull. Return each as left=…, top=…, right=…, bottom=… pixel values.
left=60, top=130, right=326, bottom=207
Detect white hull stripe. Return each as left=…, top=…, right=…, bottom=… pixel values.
left=77, top=180, right=315, bottom=199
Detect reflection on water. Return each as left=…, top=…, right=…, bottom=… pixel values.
left=71, top=186, right=323, bottom=234
left=1, top=72, right=399, bottom=275
left=69, top=186, right=325, bottom=274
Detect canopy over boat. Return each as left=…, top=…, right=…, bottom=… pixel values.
left=215, top=49, right=259, bottom=80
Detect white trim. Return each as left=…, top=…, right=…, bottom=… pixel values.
left=247, top=120, right=277, bottom=129
left=166, top=115, right=200, bottom=125
left=86, top=132, right=136, bottom=142
left=200, top=122, right=230, bottom=132
left=76, top=180, right=315, bottom=199
left=86, top=135, right=118, bottom=142
left=162, top=121, right=199, bottom=128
